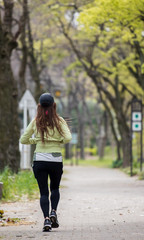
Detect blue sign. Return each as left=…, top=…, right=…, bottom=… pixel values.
left=71, top=133, right=78, bottom=144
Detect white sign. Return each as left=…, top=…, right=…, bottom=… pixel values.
left=132, top=112, right=142, bottom=121
left=132, top=122, right=142, bottom=132
left=19, top=89, right=37, bottom=128
left=19, top=89, right=37, bottom=110
left=19, top=90, right=37, bottom=169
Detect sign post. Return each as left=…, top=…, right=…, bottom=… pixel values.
left=131, top=98, right=143, bottom=176
left=71, top=133, right=78, bottom=165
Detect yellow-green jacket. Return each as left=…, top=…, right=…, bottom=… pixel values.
left=20, top=117, right=72, bottom=153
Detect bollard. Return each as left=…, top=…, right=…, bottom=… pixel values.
left=0, top=182, right=3, bottom=199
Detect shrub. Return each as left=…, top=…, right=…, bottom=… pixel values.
left=112, top=159, right=123, bottom=168
left=0, top=167, right=14, bottom=200
left=83, top=147, right=97, bottom=156
left=138, top=171, right=144, bottom=180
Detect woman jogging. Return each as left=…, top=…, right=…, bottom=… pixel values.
left=20, top=93, right=72, bottom=232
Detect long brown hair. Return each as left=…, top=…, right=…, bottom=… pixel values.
left=36, top=102, right=64, bottom=143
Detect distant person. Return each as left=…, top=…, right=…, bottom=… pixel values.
left=20, top=93, right=72, bottom=232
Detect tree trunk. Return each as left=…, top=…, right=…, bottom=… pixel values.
left=98, top=125, right=106, bottom=159
left=107, top=110, right=121, bottom=161
left=117, top=116, right=131, bottom=167
left=120, top=130, right=131, bottom=167
left=116, top=138, right=121, bottom=161
left=27, top=9, right=41, bottom=101
left=77, top=100, right=85, bottom=160
left=0, top=2, right=20, bottom=172
left=18, top=0, right=28, bottom=98
left=65, top=143, right=70, bottom=159
left=79, top=121, right=85, bottom=159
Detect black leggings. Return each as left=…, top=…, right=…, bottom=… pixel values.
left=33, top=161, right=63, bottom=218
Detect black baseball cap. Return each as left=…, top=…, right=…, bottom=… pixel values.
left=39, top=93, right=54, bottom=107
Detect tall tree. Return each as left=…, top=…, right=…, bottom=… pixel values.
left=0, top=0, right=21, bottom=172
left=18, top=0, right=28, bottom=97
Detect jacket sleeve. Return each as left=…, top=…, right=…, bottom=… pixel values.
left=20, top=119, right=37, bottom=145
left=60, top=118, right=72, bottom=144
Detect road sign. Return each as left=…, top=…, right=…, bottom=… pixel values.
left=132, top=112, right=142, bottom=121
left=19, top=89, right=37, bottom=110
left=71, top=133, right=78, bottom=144
left=132, top=122, right=142, bottom=131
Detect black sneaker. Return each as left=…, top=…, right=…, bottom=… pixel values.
left=50, top=210, right=59, bottom=228
left=43, top=218, right=52, bottom=232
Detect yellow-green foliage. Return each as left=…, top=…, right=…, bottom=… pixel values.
left=79, top=0, right=144, bottom=41
left=77, top=0, right=144, bottom=103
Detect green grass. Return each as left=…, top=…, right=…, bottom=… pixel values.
left=79, top=157, right=113, bottom=167
left=63, top=146, right=115, bottom=168
left=121, top=166, right=144, bottom=179
left=0, top=167, right=39, bottom=202
left=63, top=156, right=113, bottom=168
left=138, top=171, right=144, bottom=180
left=0, top=167, right=66, bottom=202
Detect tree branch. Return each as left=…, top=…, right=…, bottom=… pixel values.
left=120, top=83, right=137, bottom=98
left=58, top=17, right=90, bottom=72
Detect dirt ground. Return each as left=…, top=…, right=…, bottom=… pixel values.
left=1, top=166, right=144, bottom=240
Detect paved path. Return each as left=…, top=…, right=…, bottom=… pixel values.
left=1, top=166, right=144, bottom=240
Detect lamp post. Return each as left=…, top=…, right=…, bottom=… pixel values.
left=53, top=86, right=65, bottom=115
left=55, top=90, right=61, bottom=98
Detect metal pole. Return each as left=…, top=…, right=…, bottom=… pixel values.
left=140, top=130, right=143, bottom=171
left=24, top=100, right=27, bottom=130
left=140, top=101, right=143, bottom=171
left=75, top=145, right=78, bottom=165
left=70, top=144, right=73, bottom=166
left=130, top=131, right=133, bottom=176
left=130, top=103, right=133, bottom=177
left=23, top=100, right=27, bottom=169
